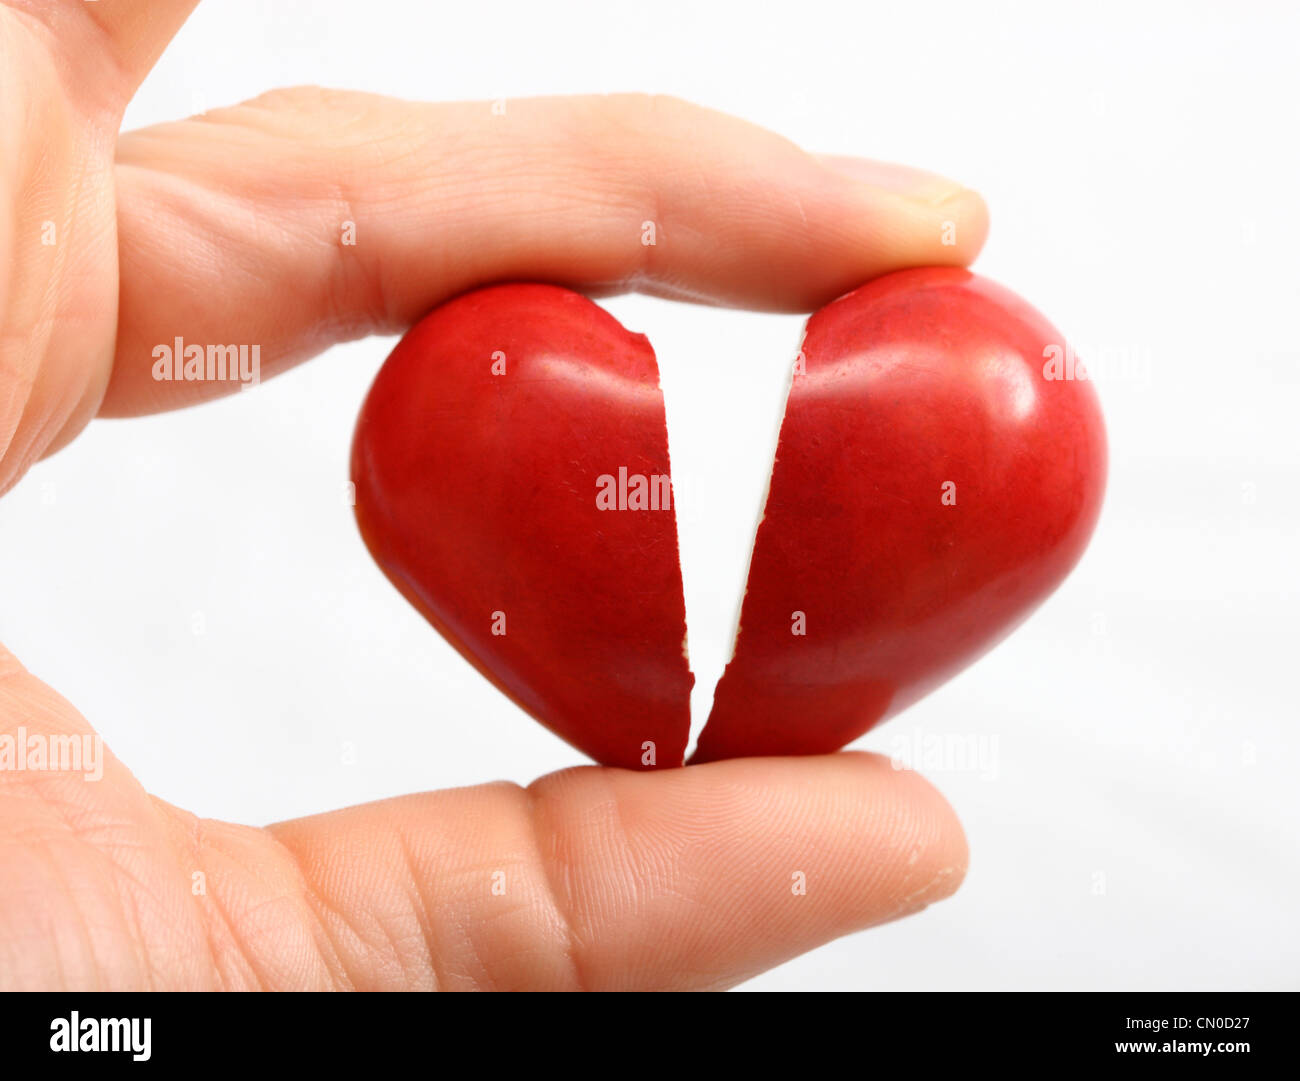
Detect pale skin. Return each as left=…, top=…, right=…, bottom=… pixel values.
left=0, top=2, right=989, bottom=990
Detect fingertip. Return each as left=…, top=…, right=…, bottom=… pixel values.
left=934, top=186, right=991, bottom=266
left=884, top=757, right=971, bottom=910
left=813, top=153, right=990, bottom=273
left=529, top=751, right=972, bottom=987
left=791, top=750, right=969, bottom=923
left=878, top=185, right=990, bottom=271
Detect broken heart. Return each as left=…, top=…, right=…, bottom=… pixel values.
left=350, top=268, right=1106, bottom=769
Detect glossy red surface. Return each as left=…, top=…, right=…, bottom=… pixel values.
left=692, top=267, right=1107, bottom=762
left=351, top=283, right=693, bottom=770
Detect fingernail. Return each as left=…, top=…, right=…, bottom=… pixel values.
left=816, top=153, right=973, bottom=207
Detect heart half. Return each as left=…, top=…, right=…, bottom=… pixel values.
left=694, top=268, right=1107, bottom=761
left=351, top=283, right=693, bottom=770
left=351, top=269, right=1105, bottom=768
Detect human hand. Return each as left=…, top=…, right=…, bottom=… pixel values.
left=0, top=1, right=985, bottom=990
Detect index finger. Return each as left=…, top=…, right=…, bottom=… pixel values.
left=105, top=91, right=988, bottom=416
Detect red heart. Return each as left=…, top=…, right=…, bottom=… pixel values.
left=351, top=284, right=692, bottom=770
left=696, top=268, right=1107, bottom=761
left=351, top=269, right=1105, bottom=768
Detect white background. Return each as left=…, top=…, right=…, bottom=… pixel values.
left=2, top=0, right=1297, bottom=990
